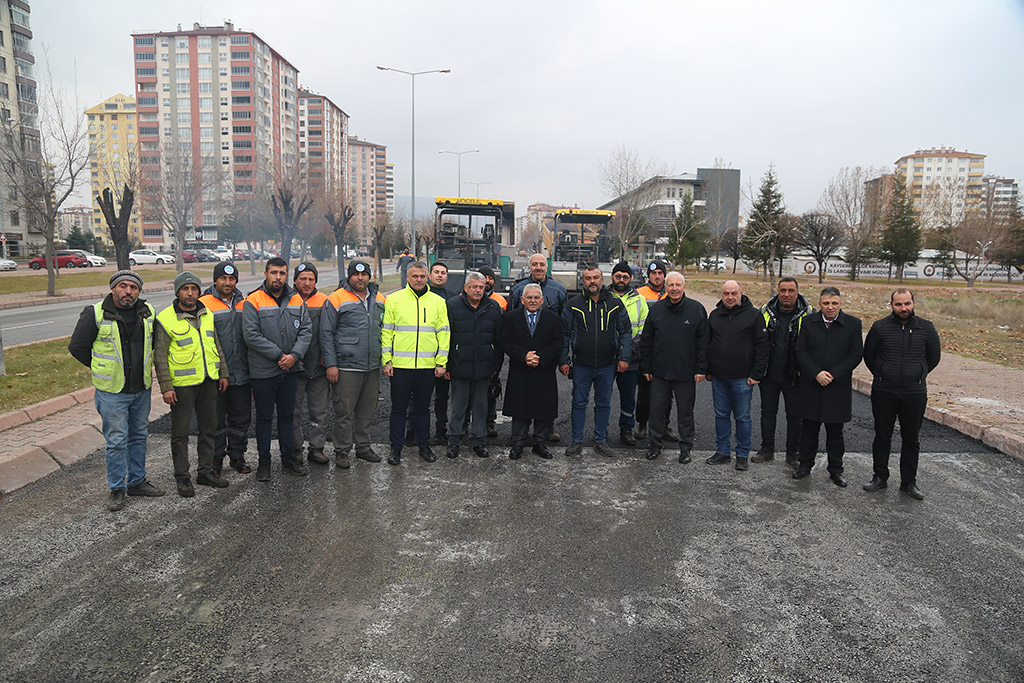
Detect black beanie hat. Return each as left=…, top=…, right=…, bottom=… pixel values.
left=213, top=261, right=238, bottom=282
left=294, top=262, right=318, bottom=281
left=612, top=261, right=632, bottom=276
left=348, top=260, right=371, bottom=278
left=648, top=259, right=667, bottom=274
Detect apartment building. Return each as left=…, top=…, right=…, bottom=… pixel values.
left=298, top=88, right=348, bottom=196
left=895, top=147, right=985, bottom=219
left=346, top=136, right=387, bottom=241
left=85, top=94, right=141, bottom=246
left=0, top=0, right=40, bottom=256
left=131, top=21, right=300, bottom=247
left=57, top=205, right=91, bottom=240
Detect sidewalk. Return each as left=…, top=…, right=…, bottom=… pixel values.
left=1, top=292, right=1021, bottom=496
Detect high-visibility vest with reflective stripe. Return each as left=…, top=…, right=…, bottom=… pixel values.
left=612, top=288, right=648, bottom=338
left=636, top=284, right=666, bottom=303
left=156, top=305, right=221, bottom=386
left=91, top=301, right=155, bottom=392
left=381, top=286, right=450, bottom=369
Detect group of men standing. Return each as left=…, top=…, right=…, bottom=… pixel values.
left=69, top=252, right=941, bottom=513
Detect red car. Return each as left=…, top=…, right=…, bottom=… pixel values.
left=28, top=252, right=90, bottom=269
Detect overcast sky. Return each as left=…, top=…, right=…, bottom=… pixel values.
left=33, top=0, right=1024, bottom=217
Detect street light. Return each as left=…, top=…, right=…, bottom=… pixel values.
left=464, top=180, right=492, bottom=198
left=377, top=65, right=451, bottom=255
left=438, top=149, right=479, bottom=196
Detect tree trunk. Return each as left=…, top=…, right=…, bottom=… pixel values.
left=817, top=260, right=825, bottom=284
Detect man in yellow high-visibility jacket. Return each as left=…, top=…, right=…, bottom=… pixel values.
left=155, top=271, right=229, bottom=498
left=381, top=261, right=450, bottom=466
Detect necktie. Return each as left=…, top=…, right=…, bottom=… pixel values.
left=528, top=312, right=537, bottom=335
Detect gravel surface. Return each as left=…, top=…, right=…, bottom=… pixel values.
left=2, top=375, right=1020, bottom=682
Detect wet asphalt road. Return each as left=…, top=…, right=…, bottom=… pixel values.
left=2, top=377, right=1023, bottom=682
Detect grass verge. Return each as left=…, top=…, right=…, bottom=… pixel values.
left=0, top=337, right=91, bottom=414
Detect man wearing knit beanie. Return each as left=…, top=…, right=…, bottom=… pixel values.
left=199, top=261, right=253, bottom=476
left=292, top=261, right=331, bottom=465
left=609, top=261, right=649, bottom=447
left=155, top=271, right=230, bottom=497
left=68, top=269, right=165, bottom=511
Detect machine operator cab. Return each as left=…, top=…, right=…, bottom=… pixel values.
left=432, top=197, right=515, bottom=292
left=548, top=208, right=615, bottom=292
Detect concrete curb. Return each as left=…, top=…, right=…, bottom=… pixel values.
left=851, top=377, right=1022, bottom=459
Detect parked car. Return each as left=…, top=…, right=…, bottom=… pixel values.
left=196, top=249, right=220, bottom=262
left=700, top=258, right=729, bottom=272
left=233, top=249, right=249, bottom=261
left=29, top=252, right=90, bottom=269
left=177, top=250, right=199, bottom=263
left=70, top=250, right=107, bottom=267
left=0, top=258, right=17, bottom=271
left=345, top=248, right=357, bottom=259
left=212, top=248, right=234, bottom=261
left=128, top=249, right=175, bottom=266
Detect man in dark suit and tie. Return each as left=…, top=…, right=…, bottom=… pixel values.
left=500, top=283, right=565, bottom=460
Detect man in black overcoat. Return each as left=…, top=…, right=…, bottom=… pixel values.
left=501, top=283, right=565, bottom=460
left=793, top=286, right=863, bottom=486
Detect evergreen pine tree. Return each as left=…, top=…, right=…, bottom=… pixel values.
left=668, top=193, right=710, bottom=270
left=878, top=172, right=922, bottom=282
left=742, top=166, right=787, bottom=288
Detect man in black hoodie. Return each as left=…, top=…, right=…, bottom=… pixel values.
left=639, top=272, right=708, bottom=463
left=560, top=264, right=632, bottom=457
left=706, top=280, right=769, bottom=471
left=862, top=288, right=941, bottom=500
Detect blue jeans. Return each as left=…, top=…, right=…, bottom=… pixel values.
left=571, top=364, right=616, bottom=444
left=712, top=377, right=753, bottom=458
left=616, top=369, right=638, bottom=432
left=94, top=389, right=151, bottom=490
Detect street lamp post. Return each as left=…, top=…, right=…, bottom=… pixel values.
left=464, top=180, right=492, bottom=198
left=438, top=149, right=479, bottom=196
left=377, top=65, right=450, bottom=256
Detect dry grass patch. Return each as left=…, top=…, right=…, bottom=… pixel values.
left=0, top=338, right=91, bottom=414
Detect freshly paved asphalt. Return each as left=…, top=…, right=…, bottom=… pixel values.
left=3, top=373, right=1023, bottom=681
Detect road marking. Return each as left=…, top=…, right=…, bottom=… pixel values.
left=5, top=321, right=54, bottom=330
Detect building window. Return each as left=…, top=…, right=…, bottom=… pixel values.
left=231, top=81, right=250, bottom=90
left=230, top=51, right=250, bottom=60
left=176, top=38, right=188, bottom=49
left=176, top=83, right=190, bottom=94
left=198, top=67, right=212, bottom=79
left=0, top=56, right=6, bottom=73
left=136, top=67, right=156, bottom=77
left=232, top=96, right=251, bottom=105
left=230, top=35, right=250, bottom=45
left=176, top=52, right=189, bottom=65
left=10, top=211, right=19, bottom=226
left=198, top=52, right=212, bottom=65
left=136, top=52, right=155, bottom=62
left=232, top=110, right=252, bottom=120
left=144, top=228, right=163, bottom=238
left=176, top=68, right=189, bottom=80
left=232, top=125, right=252, bottom=134
left=135, top=36, right=155, bottom=47
left=176, top=97, right=189, bottom=109
left=230, top=66, right=250, bottom=76
left=233, top=140, right=252, bottom=149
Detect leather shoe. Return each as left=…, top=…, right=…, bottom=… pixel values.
left=196, top=473, right=229, bottom=488
left=633, top=425, right=647, bottom=440
left=547, top=431, right=561, bottom=443
left=387, top=449, right=402, bottom=466
left=307, top=448, right=329, bottom=465
left=176, top=477, right=195, bottom=497
left=256, top=463, right=271, bottom=481
left=863, top=476, right=888, bottom=492
left=705, top=452, right=731, bottom=465
left=282, top=459, right=309, bottom=476
left=356, top=449, right=382, bottom=463
left=509, top=447, right=523, bottom=460
left=751, top=449, right=774, bottom=463
left=446, top=444, right=460, bottom=459
left=564, top=442, right=583, bottom=456
left=900, top=483, right=925, bottom=500
left=735, top=457, right=749, bottom=471
left=419, top=447, right=437, bottom=462
left=127, top=480, right=166, bottom=497
left=829, top=472, right=848, bottom=488
left=336, top=453, right=351, bottom=469
left=678, top=451, right=692, bottom=464
left=531, top=444, right=553, bottom=459
left=646, top=445, right=660, bottom=461
left=594, top=442, right=613, bottom=457
left=473, top=445, right=490, bottom=458
left=231, top=459, right=252, bottom=474
left=620, top=431, right=637, bottom=446
left=792, top=466, right=812, bottom=479
left=107, top=489, right=126, bottom=512
left=664, top=427, right=679, bottom=442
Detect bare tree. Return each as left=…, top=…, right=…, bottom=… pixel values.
left=92, top=125, right=141, bottom=259
left=926, top=177, right=1010, bottom=287
left=721, top=227, right=743, bottom=274
left=0, top=66, right=89, bottom=296
left=796, top=212, right=845, bottom=283
left=270, top=166, right=314, bottom=262
left=96, top=185, right=134, bottom=270
left=370, top=213, right=393, bottom=281
left=140, top=138, right=225, bottom=273
left=819, top=166, right=884, bottom=281
left=321, top=184, right=355, bottom=281
left=599, top=145, right=668, bottom=259
left=703, top=158, right=736, bottom=274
